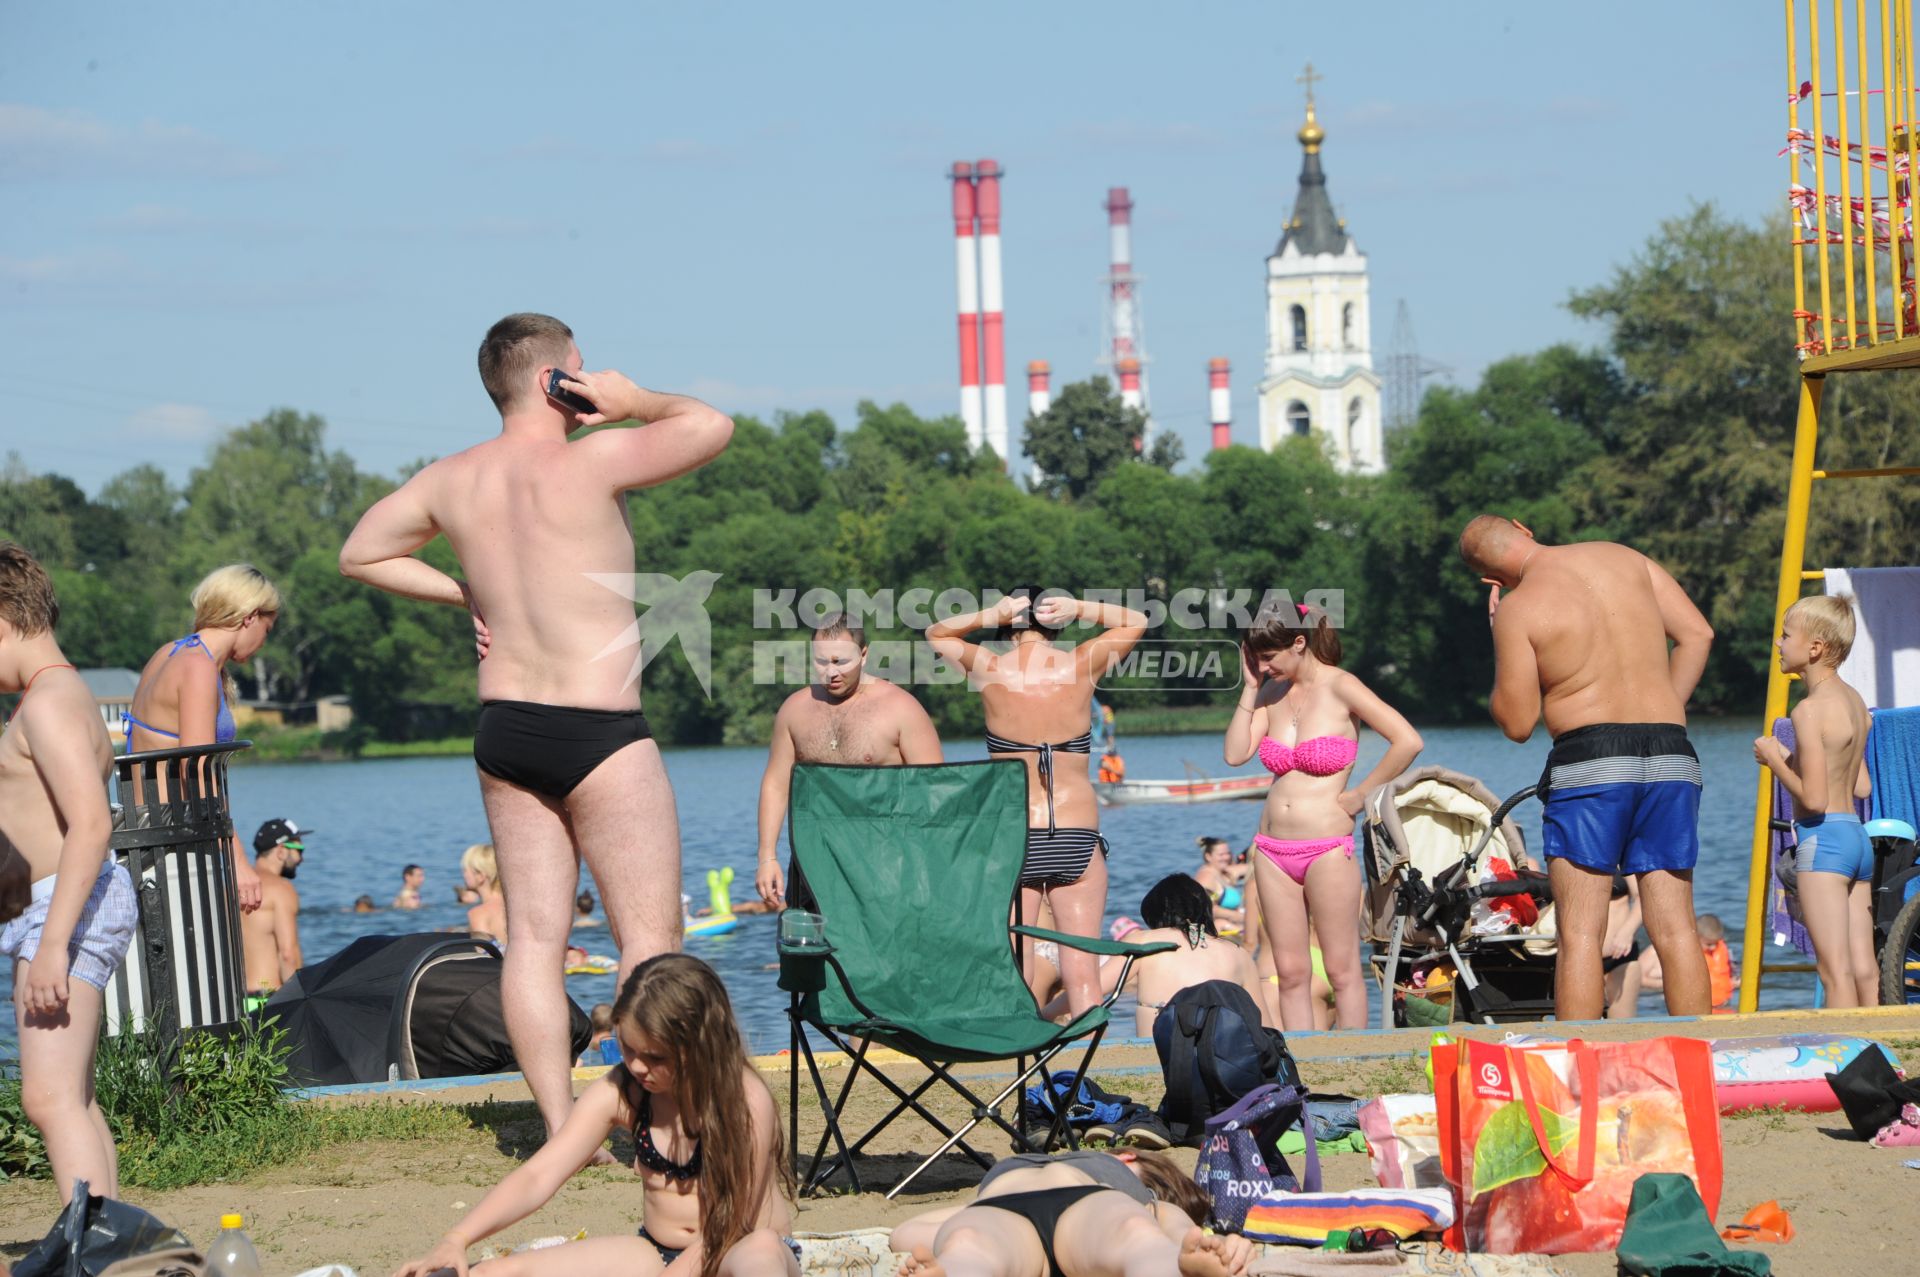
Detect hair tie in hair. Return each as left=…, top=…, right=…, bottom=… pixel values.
left=1296, top=602, right=1311, bottom=618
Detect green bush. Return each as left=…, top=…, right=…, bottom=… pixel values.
left=0, top=1015, right=466, bottom=1190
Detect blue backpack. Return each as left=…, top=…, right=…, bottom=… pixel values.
left=1153, top=979, right=1300, bottom=1147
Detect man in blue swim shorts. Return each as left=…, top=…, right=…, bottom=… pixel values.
left=1461, top=516, right=1717, bottom=1021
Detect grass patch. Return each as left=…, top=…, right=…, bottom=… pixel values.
left=0, top=1016, right=471, bottom=1191
left=359, top=736, right=474, bottom=759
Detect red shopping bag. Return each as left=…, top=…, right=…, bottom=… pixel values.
left=1435, top=1036, right=1722, bottom=1253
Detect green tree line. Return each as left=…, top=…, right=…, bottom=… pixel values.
left=2, top=207, right=1912, bottom=748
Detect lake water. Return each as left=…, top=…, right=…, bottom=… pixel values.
left=0, top=721, right=1808, bottom=1059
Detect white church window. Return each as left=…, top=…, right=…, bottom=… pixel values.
left=1347, top=398, right=1364, bottom=460
left=1342, top=303, right=1355, bottom=349
left=1287, top=401, right=1311, bottom=438
left=1290, top=305, right=1308, bottom=352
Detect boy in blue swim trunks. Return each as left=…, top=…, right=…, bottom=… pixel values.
left=1755, top=595, right=1876, bottom=1008
left=1461, top=515, right=1716, bottom=1021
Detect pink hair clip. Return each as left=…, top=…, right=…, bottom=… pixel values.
left=1296, top=602, right=1311, bottom=618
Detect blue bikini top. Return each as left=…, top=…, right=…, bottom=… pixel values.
left=122, top=635, right=236, bottom=746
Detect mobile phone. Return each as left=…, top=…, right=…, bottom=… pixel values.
left=546, top=368, right=597, bottom=415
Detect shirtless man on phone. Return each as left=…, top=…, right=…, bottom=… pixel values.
left=1459, top=515, right=1716, bottom=1022
left=340, top=314, right=732, bottom=1145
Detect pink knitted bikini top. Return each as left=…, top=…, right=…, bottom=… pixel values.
left=1257, top=734, right=1359, bottom=778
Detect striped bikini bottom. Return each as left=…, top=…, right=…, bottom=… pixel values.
left=1022, top=827, right=1110, bottom=888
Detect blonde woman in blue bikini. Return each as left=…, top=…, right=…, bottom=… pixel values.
left=1226, top=604, right=1422, bottom=1030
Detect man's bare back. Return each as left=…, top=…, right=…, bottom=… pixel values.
left=409, top=437, right=644, bottom=708
left=1486, top=540, right=1712, bottom=741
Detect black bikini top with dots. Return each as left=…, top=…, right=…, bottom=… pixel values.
left=633, top=1089, right=701, bottom=1182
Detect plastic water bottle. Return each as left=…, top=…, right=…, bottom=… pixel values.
left=208, top=1214, right=262, bottom=1277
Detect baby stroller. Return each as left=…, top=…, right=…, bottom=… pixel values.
left=1361, top=767, right=1557, bottom=1029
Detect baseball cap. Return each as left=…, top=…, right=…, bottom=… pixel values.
left=254, top=818, right=316, bottom=853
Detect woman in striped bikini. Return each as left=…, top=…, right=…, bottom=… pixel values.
left=928, top=587, right=1147, bottom=1016
left=1225, top=603, right=1422, bottom=1030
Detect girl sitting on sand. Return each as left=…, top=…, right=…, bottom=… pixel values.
left=391, top=954, right=798, bottom=1277
left=888, top=1148, right=1252, bottom=1277
left=1226, top=603, right=1422, bottom=1031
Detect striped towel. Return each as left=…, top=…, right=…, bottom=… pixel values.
left=1242, top=1186, right=1454, bottom=1246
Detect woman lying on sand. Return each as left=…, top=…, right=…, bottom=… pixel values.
left=888, top=1148, right=1252, bottom=1277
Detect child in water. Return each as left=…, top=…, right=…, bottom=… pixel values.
left=392, top=954, right=799, bottom=1277
left=1755, top=595, right=1876, bottom=1009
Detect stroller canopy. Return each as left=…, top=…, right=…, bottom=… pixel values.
left=264, top=932, right=588, bottom=1086
left=1363, top=766, right=1530, bottom=945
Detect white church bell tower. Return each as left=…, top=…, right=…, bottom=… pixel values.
left=1258, top=67, right=1385, bottom=474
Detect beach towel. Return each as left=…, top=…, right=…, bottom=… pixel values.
left=1241, top=1187, right=1454, bottom=1246
left=1867, top=705, right=1920, bottom=828
left=1767, top=717, right=1813, bottom=956
left=1828, top=567, right=1920, bottom=709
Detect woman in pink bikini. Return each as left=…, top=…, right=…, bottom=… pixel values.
left=1225, top=604, right=1422, bottom=1030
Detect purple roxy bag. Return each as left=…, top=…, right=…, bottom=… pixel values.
left=1192, top=1082, right=1321, bottom=1232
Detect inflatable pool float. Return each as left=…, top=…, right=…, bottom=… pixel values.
left=684, top=867, right=739, bottom=938
left=1711, top=1033, right=1901, bottom=1113
left=564, top=954, right=619, bottom=975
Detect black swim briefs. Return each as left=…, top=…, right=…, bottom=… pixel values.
left=473, top=700, right=653, bottom=799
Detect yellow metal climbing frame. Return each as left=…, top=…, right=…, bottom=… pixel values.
left=1740, top=0, right=1920, bottom=1010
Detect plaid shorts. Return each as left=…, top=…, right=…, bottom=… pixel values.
left=0, top=861, right=137, bottom=991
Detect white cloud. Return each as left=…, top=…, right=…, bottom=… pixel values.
left=0, top=104, right=281, bottom=180
left=127, top=404, right=219, bottom=442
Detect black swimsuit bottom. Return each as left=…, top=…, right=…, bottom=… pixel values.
left=978, top=1185, right=1111, bottom=1277
left=473, top=699, right=653, bottom=799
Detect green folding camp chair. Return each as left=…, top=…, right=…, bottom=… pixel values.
left=778, top=759, right=1171, bottom=1198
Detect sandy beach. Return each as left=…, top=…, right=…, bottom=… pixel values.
left=3, top=1007, right=1915, bottom=1275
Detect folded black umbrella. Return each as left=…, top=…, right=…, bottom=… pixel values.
left=1825, top=1045, right=1920, bottom=1139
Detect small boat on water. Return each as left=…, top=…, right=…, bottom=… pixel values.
left=1095, top=773, right=1270, bottom=806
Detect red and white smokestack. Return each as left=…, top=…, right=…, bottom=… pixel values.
left=1117, top=356, right=1144, bottom=453
left=1209, top=358, right=1231, bottom=450
left=1027, top=359, right=1051, bottom=417
left=950, top=161, right=983, bottom=451
left=976, top=158, right=1008, bottom=463
left=1105, top=187, right=1137, bottom=365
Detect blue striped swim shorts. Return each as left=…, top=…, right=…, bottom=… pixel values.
left=1540, top=722, right=1702, bottom=876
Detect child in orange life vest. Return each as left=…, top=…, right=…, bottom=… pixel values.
left=1639, top=912, right=1734, bottom=1009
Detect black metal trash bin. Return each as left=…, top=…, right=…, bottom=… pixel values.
left=103, top=742, right=251, bottom=1043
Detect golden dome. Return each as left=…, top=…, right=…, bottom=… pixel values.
left=1297, top=102, right=1324, bottom=151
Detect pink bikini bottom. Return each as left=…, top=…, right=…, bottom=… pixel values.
left=1254, top=833, right=1354, bottom=885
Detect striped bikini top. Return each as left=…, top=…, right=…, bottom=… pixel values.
left=1257, top=734, right=1357, bottom=778
left=984, top=729, right=1092, bottom=835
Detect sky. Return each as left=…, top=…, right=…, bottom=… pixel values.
left=1, top=2, right=1781, bottom=494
